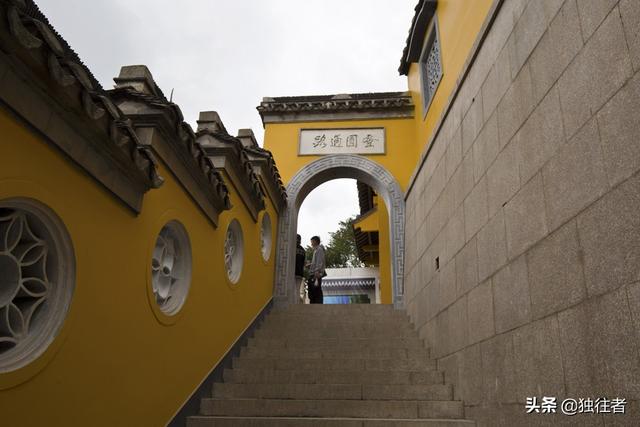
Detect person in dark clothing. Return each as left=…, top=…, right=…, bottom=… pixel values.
left=295, top=234, right=306, bottom=302
left=306, top=235, right=326, bottom=304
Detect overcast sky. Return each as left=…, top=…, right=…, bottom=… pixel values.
left=37, top=0, right=415, bottom=245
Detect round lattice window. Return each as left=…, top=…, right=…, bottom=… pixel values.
left=224, top=219, right=244, bottom=284
left=0, top=199, right=75, bottom=373
left=151, top=221, right=191, bottom=315
left=260, top=213, right=272, bottom=262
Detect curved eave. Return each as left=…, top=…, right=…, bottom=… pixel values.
left=0, top=0, right=163, bottom=212
left=398, top=0, right=437, bottom=76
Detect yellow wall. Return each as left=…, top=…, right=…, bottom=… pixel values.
left=261, top=1, right=495, bottom=307
left=408, top=0, right=494, bottom=155
left=264, top=118, right=416, bottom=192
left=0, top=108, right=277, bottom=426
left=264, top=118, right=414, bottom=305
left=353, top=207, right=379, bottom=233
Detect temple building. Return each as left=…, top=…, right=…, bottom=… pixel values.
left=1, top=0, right=639, bottom=425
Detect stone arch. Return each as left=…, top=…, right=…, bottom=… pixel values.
left=274, top=155, right=405, bottom=308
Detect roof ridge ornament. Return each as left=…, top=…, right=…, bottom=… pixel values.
left=196, top=112, right=265, bottom=221
left=257, top=92, right=414, bottom=124
left=108, top=69, right=232, bottom=224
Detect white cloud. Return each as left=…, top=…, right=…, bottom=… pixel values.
left=297, top=178, right=360, bottom=247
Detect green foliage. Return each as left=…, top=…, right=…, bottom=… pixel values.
left=326, top=216, right=363, bottom=268
left=302, top=216, right=364, bottom=271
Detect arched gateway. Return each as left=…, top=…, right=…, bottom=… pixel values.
left=273, top=155, right=405, bottom=308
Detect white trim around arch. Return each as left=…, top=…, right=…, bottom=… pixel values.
left=273, top=155, right=405, bottom=308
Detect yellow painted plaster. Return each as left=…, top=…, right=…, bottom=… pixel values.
left=264, top=118, right=417, bottom=192
left=0, top=108, right=277, bottom=426
left=353, top=207, right=379, bottom=233
left=408, top=0, right=494, bottom=156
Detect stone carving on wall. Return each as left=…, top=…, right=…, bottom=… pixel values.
left=151, top=221, right=192, bottom=315
left=260, top=213, right=272, bottom=262
left=0, top=199, right=75, bottom=372
left=224, top=220, right=244, bottom=284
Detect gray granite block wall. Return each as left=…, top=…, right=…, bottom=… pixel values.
left=404, top=0, right=640, bottom=425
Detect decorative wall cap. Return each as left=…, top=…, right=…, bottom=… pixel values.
left=236, top=128, right=259, bottom=149
left=196, top=111, right=265, bottom=220
left=398, top=0, right=437, bottom=76
left=113, top=65, right=167, bottom=99
left=257, top=92, right=414, bottom=124
left=196, top=110, right=227, bottom=134
left=108, top=82, right=231, bottom=219
left=0, top=0, right=163, bottom=211
left=244, top=145, right=287, bottom=210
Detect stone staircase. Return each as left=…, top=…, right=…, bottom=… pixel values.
left=187, top=304, right=473, bottom=426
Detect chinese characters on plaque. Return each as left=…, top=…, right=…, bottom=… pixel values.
left=299, top=128, right=385, bottom=155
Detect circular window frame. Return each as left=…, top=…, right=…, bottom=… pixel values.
left=260, top=212, right=272, bottom=263
left=0, top=198, right=75, bottom=374
left=224, top=219, right=244, bottom=285
left=147, top=218, right=192, bottom=324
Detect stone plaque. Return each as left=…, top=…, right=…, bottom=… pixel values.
left=299, top=128, right=385, bottom=155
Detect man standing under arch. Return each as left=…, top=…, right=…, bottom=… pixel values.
left=306, top=235, right=326, bottom=304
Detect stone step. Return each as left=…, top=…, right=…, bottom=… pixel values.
left=187, top=416, right=476, bottom=427
left=263, top=316, right=411, bottom=326
left=223, top=368, right=444, bottom=385
left=274, top=305, right=400, bottom=314
left=247, top=337, right=425, bottom=350
left=240, top=346, right=429, bottom=360
left=269, top=304, right=407, bottom=316
left=232, top=357, right=437, bottom=372
left=254, top=328, right=418, bottom=340
left=212, top=383, right=453, bottom=400
left=199, top=398, right=464, bottom=419
left=262, top=319, right=414, bottom=329
left=258, top=321, right=414, bottom=336
left=263, top=314, right=411, bottom=323
left=258, top=322, right=414, bottom=334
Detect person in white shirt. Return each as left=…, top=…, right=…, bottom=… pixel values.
left=306, top=235, right=326, bottom=304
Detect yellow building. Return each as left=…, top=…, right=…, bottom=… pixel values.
left=0, top=2, right=287, bottom=423
left=258, top=0, right=496, bottom=308
left=0, top=0, right=497, bottom=423
left=259, top=92, right=417, bottom=306
left=0, top=0, right=500, bottom=423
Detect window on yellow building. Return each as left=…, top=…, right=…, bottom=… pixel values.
left=419, top=16, right=443, bottom=118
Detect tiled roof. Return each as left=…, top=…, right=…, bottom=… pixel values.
left=195, top=127, right=264, bottom=212
left=258, top=91, right=413, bottom=114
left=109, top=87, right=232, bottom=210
left=357, top=181, right=376, bottom=215
left=398, top=0, right=437, bottom=76
left=1, top=0, right=163, bottom=193
left=244, top=146, right=288, bottom=205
